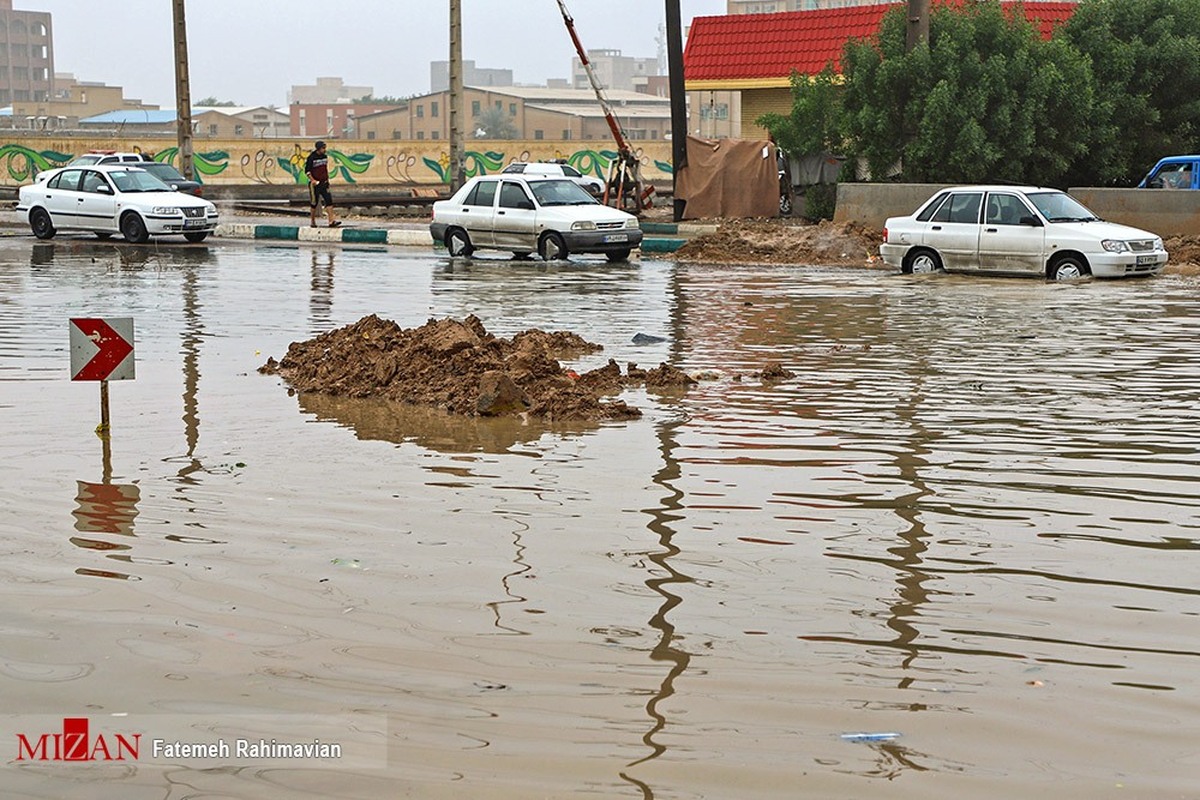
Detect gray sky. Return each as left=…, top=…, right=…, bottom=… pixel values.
left=33, top=0, right=729, bottom=108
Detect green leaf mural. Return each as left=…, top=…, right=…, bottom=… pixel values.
left=329, top=150, right=374, bottom=183
left=654, top=159, right=673, bottom=174
left=567, top=150, right=608, bottom=178
left=0, top=144, right=72, bottom=182
left=424, top=150, right=505, bottom=184
left=146, top=147, right=230, bottom=183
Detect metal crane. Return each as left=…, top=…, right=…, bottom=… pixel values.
left=554, top=0, right=653, bottom=213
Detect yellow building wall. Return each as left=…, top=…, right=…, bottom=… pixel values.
left=740, top=88, right=794, bottom=139
left=0, top=136, right=676, bottom=188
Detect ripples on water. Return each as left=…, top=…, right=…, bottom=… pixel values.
left=2, top=242, right=1199, bottom=798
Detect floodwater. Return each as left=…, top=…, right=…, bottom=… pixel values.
left=2, top=238, right=1200, bottom=799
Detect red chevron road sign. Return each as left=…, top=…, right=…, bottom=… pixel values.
left=69, top=318, right=135, bottom=382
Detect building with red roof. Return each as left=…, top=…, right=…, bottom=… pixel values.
left=684, top=1, right=1077, bottom=138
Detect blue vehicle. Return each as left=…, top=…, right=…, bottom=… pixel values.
left=1138, top=155, right=1200, bottom=189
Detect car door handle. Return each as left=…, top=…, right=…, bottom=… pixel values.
left=985, top=227, right=998, bottom=232
left=497, top=211, right=506, bottom=215
left=930, top=225, right=942, bottom=230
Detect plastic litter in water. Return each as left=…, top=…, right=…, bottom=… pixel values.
left=840, top=732, right=901, bottom=743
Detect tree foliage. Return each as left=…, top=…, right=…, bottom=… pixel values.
left=1057, top=0, right=1200, bottom=185
left=838, top=2, right=1094, bottom=186
left=196, top=97, right=237, bottom=107
left=475, top=106, right=518, bottom=140
left=758, top=0, right=1200, bottom=187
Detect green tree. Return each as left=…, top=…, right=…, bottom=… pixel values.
left=196, top=97, right=237, bottom=107
left=1057, top=0, right=1200, bottom=185
left=839, top=1, right=1094, bottom=185
left=756, top=64, right=844, bottom=157
left=475, top=105, right=518, bottom=140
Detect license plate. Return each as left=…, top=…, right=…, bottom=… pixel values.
left=602, top=233, right=628, bottom=243
left=183, top=219, right=206, bottom=229
left=1135, top=254, right=1159, bottom=265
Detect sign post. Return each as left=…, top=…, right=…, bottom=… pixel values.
left=69, top=317, right=135, bottom=434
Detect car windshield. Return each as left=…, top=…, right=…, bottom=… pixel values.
left=138, top=163, right=186, bottom=181
left=529, top=179, right=596, bottom=206
left=67, top=155, right=103, bottom=166
left=1027, top=191, right=1099, bottom=222
left=107, top=169, right=172, bottom=193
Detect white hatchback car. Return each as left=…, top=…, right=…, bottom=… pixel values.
left=17, top=163, right=219, bottom=243
left=880, top=185, right=1168, bottom=279
left=500, top=161, right=606, bottom=196
left=430, top=174, right=642, bottom=262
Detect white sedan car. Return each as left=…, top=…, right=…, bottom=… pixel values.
left=501, top=161, right=606, bottom=196
left=880, top=185, right=1168, bottom=279
left=430, top=174, right=642, bottom=262
left=17, top=164, right=219, bottom=243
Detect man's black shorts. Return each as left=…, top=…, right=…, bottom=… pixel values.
left=309, top=181, right=333, bottom=208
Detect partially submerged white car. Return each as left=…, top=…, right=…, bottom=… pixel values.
left=16, top=163, right=219, bottom=243
left=430, top=174, right=642, bottom=262
left=880, top=185, right=1168, bottom=279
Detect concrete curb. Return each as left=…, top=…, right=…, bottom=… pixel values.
left=213, top=222, right=686, bottom=253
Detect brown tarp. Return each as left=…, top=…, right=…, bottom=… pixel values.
left=674, top=136, right=779, bottom=220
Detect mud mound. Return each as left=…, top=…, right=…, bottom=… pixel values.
left=676, top=218, right=884, bottom=267
left=259, top=315, right=703, bottom=422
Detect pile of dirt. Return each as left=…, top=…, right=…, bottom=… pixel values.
left=675, top=218, right=885, bottom=267
left=259, top=315, right=700, bottom=422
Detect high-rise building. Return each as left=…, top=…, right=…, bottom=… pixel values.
left=0, top=0, right=54, bottom=106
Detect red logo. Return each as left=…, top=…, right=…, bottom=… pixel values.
left=16, top=717, right=140, bottom=761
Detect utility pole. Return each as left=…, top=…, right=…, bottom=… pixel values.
left=172, top=0, right=195, bottom=179
left=906, top=0, right=930, bottom=52
left=448, top=0, right=465, bottom=192
left=665, top=0, right=688, bottom=222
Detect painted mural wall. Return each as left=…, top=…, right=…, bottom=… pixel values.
left=0, top=137, right=675, bottom=188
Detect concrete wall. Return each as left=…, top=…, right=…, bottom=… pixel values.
left=0, top=135, right=674, bottom=190
left=834, top=183, right=1200, bottom=237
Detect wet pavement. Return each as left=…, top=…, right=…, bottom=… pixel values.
left=2, top=233, right=1200, bottom=798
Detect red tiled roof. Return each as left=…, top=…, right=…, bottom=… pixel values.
left=684, top=1, right=1078, bottom=85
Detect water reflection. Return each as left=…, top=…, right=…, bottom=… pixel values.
left=310, top=249, right=335, bottom=335
left=296, top=392, right=599, bottom=454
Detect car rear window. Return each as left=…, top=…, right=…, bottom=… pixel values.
left=464, top=180, right=497, bottom=207
left=931, top=192, right=982, bottom=224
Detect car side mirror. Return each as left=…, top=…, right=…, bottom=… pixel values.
left=1018, top=215, right=1041, bottom=226
left=96, top=184, right=112, bottom=194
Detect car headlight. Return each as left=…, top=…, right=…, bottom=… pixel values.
left=1154, top=237, right=1164, bottom=250
left=572, top=221, right=597, bottom=231
left=151, top=206, right=181, bottom=215
left=1101, top=239, right=1131, bottom=253
left=625, top=218, right=640, bottom=230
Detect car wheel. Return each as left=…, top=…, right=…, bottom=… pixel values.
left=29, top=208, right=55, bottom=240
left=120, top=213, right=150, bottom=244
left=1049, top=255, right=1089, bottom=280
left=606, top=248, right=632, bottom=263
left=445, top=228, right=474, bottom=257
left=779, top=191, right=793, bottom=216
left=183, top=231, right=209, bottom=243
left=539, top=232, right=569, bottom=261
left=905, top=249, right=943, bottom=274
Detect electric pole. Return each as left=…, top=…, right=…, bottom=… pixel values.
left=665, top=0, right=687, bottom=222
left=449, top=0, right=465, bottom=192
left=172, top=0, right=194, bottom=179
left=906, top=0, right=930, bottom=51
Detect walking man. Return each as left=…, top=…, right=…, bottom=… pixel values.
left=305, top=140, right=340, bottom=228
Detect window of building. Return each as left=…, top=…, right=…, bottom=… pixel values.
left=509, top=103, right=517, bottom=116
left=417, top=131, right=424, bottom=140
left=13, top=90, right=29, bottom=101
left=392, top=131, right=402, bottom=139
left=33, top=22, right=47, bottom=37
left=367, top=131, right=375, bottom=140
left=431, top=131, right=439, bottom=140
left=431, top=101, right=438, bottom=117
left=209, top=124, right=218, bottom=136
left=416, top=105, right=424, bottom=118
left=33, top=67, right=46, bottom=81
left=534, top=130, right=543, bottom=140
left=562, top=130, right=570, bottom=140
left=14, top=67, right=28, bottom=80
left=234, top=124, right=244, bottom=136
left=34, top=44, right=47, bottom=60
left=471, top=100, right=481, bottom=116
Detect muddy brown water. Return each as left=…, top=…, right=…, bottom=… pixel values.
left=2, top=239, right=1200, bottom=798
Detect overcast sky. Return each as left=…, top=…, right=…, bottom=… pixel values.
left=33, top=0, right=729, bottom=108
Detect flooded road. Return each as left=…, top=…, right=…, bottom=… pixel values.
left=2, top=239, right=1199, bottom=798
